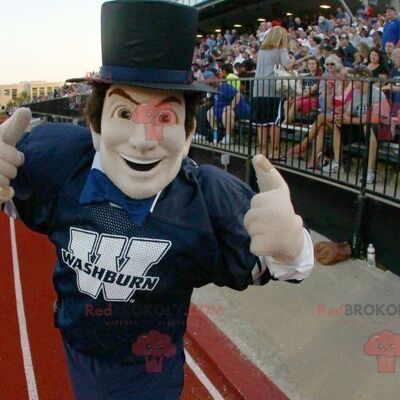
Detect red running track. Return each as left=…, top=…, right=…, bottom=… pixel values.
left=0, top=213, right=288, bottom=400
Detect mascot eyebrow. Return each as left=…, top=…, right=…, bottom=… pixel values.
left=109, top=88, right=182, bottom=107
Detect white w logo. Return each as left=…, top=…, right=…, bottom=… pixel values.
left=62, top=228, right=171, bottom=302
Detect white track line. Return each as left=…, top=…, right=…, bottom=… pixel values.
left=9, top=217, right=39, bottom=400
left=8, top=215, right=223, bottom=400
left=184, top=349, right=224, bottom=400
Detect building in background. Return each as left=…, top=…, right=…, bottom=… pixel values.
left=0, top=81, right=63, bottom=109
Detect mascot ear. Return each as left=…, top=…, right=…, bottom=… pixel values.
left=90, top=124, right=101, bottom=151
left=182, top=120, right=196, bottom=159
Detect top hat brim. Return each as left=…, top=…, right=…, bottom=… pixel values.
left=66, top=76, right=219, bottom=94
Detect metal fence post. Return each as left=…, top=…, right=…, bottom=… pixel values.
left=351, top=79, right=373, bottom=258
left=246, top=77, right=257, bottom=190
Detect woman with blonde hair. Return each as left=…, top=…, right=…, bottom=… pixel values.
left=252, top=26, right=291, bottom=160
left=287, top=54, right=349, bottom=164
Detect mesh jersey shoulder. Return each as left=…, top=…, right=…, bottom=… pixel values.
left=17, top=123, right=94, bottom=191
left=12, top=123, right=95, bottom=232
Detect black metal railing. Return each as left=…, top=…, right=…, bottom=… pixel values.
left=24, top=76, right=400, bottom=205
left=194, top=75, right=400, bottom=205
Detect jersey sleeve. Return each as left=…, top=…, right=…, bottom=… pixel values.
left=11, top=123, right=94, bottom=234
left=196, top=165, right=272, bottom=290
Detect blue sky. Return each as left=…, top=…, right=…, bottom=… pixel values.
left=0, top=0, right=107, bottom=84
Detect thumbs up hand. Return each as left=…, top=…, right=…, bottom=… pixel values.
left=0, top=108, right=31, bottom=202
left=243, top=154, right=304, bottom=263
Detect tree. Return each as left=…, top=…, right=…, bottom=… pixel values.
left=15, top=91, right=31, bottom=106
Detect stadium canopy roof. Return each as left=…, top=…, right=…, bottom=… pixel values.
left=172, top=0, right=386, bottom=34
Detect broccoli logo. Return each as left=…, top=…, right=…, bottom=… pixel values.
left=132, top=330, right=176, bottom=373
left=364, top=330, right=400, bottom=373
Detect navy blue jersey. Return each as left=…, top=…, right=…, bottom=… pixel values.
left=11, top=123, right=269, bottom=366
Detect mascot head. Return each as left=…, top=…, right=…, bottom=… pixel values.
left=68, top=0, right=215, bottom=199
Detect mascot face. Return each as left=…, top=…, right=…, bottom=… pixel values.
left=93, top=85, right=193, bottom=199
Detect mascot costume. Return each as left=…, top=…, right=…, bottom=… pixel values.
left=0, top=1, right=314, bottom=399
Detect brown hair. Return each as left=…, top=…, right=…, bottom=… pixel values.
left=307, top=56, right=323, bottom=76
left=358, top=42, right=370, bottom=59
left=85, top=84, right=200, bottom=137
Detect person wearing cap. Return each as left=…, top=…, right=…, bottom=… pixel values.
left=0, top=1, right=314, bottom=398
left=242, top=58, right=256, bottom=75
left=294, top=40, right=312, bottom=72
left=382, top=6, right=400, bottom=49
left=309, top=35, right=322, bottom=57
left=369, top=18, right=383, bottom=37
left=271, top=19, right=281, bottom=27
left=328, top=66, right=391, bottom=183
left=239, top=58, right=256, bottom=103
left=360, top=25, right=374, bottom=48
left=338, top=33, right=357, bottom=66
left=319, top=42, right=334, bottom=68
left=207, top=63, right=249, bottom=144
left=234, top=61, right=245, bottom=77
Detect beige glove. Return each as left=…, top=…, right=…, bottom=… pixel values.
left=0, top=108, right=31, bottom=202
left=244, top=154, right=304, bottom=263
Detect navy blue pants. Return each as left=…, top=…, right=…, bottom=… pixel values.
left=63, top=340, right=184, bottom=400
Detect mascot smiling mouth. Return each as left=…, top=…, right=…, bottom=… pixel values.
left=120, top=154, right=162, bottom=172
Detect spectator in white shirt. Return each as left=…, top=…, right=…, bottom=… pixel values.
left=257, top=22, right=268, bottom=45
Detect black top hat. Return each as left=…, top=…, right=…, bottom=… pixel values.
left=68, top=0, right=215, bottom=93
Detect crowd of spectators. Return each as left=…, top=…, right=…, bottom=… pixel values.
left=192, top=6, right=400, bottom=79
left=192, top=5, right=400, bottom=184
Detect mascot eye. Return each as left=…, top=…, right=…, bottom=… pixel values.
left=158, top=110, right=176, bottom=125
left=116, top=107, right=132, bottom=120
